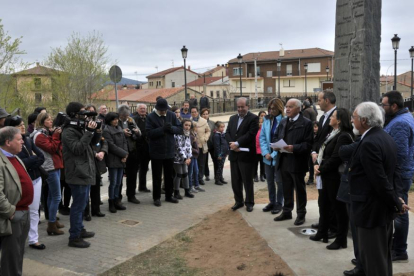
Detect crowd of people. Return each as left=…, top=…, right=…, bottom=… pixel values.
left=0, top=90, right=412, bottom=276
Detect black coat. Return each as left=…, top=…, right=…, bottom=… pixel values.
left=225, top=111, right=259, bottom=163
left=146, top=110, right=183, bottom=160
left=302, top=106, right=317, bottom=123
left=348, top=127, right=402, bottom=228
left=132, top=114, right=149, bottom=153
left=103, top=125, right=128, bottom=168
left=17, top=135, right=45, bottom=180
left=312, top=107, right=336, bottom=152
left=213, top=132, right=229, bottom=158
left=91, top=136, right=108, bottom=175
left=337, top=138, right=360, bottom=203
left=200, top=96, right=210, bottom=110
left=275, top=113, right=313, bottom=173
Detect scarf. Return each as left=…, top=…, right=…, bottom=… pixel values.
left=317, top=128, right=340, bottom=165
left=184, top=130, right=190, bottom=137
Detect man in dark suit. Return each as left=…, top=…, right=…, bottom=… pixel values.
left=273, top=99, right=313, bottom=225
left=348, top=102, right=410, bottom=276
left=225, top=98, right=258, bottom=212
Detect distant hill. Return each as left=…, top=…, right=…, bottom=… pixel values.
left=104, top=77, right=146, bottom=86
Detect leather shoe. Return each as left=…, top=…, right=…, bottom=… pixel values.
left=326, top=240, right=347, bottom=250
left=294, top=216, right=306, bottom=226
left=253, top=176, right=259, bottom=182
left=128, top=196, right=141, bottom=204
left=139, top=188, right=151, bottom=193
left=199, top=179, right=205, bottom=185
left=351, top=259, right=358, bottom=266
left=231, top=203, right=244, bottom=211
left=271, top=206, right=282, bottom=215
left=166, top=197, right=179, bottom=204
left=343, top=267, right=365, bottom=276
left=262, top=204, right=274, bottom=212
left=311, top=223, right=319, bottom=229
left=154, top=199, right=161, bottom=207
left=91, top=211, right=105, bottom=217
left=246, top=205, right=253, bottom=212
left=274, top=212, right=292, bottom=221
left=84, top=214, right=91, bottom=221
left=205, top=176, right=210, bottom=181
left=29, top=243, right=46, bottom=250
left=80, top=229, right=95, bottom=239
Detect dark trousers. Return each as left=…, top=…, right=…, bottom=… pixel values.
left=60, top=170, right=71, bottom=209
left=126, top=150, right=139, bottom=198
left=254, top=154, right=265, bottom=177
left=357, top=222, right=393, bottom=276
left=151, top=158, right=174, bottom=200
left=318, top=176, right=348, bottom=243
left=208, top=149, right=218, bottom=179
left=137, top=150, right=151, bottom=190
left=0, top=210, right=30, bottom=276
left=197, top=150, right=206, bottom=181
left=216, top=157, right=226, bottom=180
left=308, top=156, right=314, bottom=181
left=393, top=177, right=412, bottom=254
left=281, top=170, right=307, bottom=216
left=68, top=184, right=89, bottom=240
left=347, top=203, right=363, bottom=270
left=230, top=160, right=255, bottom=206
left=90, top=175, right=102, bottom=213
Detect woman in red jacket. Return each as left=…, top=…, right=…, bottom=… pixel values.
left=32, top=113, right=64, bottom=235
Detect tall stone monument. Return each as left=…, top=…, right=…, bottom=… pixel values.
left=333, top=0, right=381, bottom=110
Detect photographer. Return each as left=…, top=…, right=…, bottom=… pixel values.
left=61, top=102, right=100, bottom=248
left=118, top=105, right=141, bottom=204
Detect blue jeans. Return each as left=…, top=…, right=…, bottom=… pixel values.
left=188, top=158, right=199, bottom=188
left=47, top=170, right=61, bottom=222
left=108, top=168, right=124, bottom=200
left=393, top=177, right=412, bottom=254
left=68, top=184, right=89, bottom=240
left=264, top=164, right=284, bottom=207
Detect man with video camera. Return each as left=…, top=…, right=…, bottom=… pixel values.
left=61, top=102, right=101, bottom=248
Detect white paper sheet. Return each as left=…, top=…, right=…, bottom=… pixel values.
left=316, top=175, right=323, bottom=190
left=270, top=139, right=291, bottom=153
left=239, top=148, right=250, bottom=152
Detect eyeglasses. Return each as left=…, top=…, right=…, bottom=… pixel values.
left=378, top=103, right=390, bottom=107
left=351, top=115, right=360, bottom=120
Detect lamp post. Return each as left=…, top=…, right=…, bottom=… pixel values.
left=326, top=66, right=330, bottom=81
left=391, top=34, right=401, bottom=90
left=237, top=53, right=243, bottom=97
left=277, top=59, right=281, bottom=98
left=304, top=63, right=308, bottom=97
left=409, top=46, right=414, bottom=111
left=181, top=45, right=188, bottom=100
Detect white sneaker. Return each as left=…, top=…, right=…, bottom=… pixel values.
left=190, top=187, right=198, bottom=193
left=195, top=186, right=205, bottom=192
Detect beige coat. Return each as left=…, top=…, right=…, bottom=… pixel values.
left=0, top=150, right=24, bottom=236
left=192, top=117, right=211, bottom=154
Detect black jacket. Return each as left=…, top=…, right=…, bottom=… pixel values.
left=275, top=113, right=313, bottom=173
left=146, top=110, right=183, bottom=160
left=312, top=107, right=336, bottom=152
left=62, top=126, right=100, bottom=185
left=103, top=125, right=128, bottom=168
left=132, top=114, right=149, bottom=153
left=200, top=96, right=210, bottom=110
left=225, top=111, right=258, bottom=163
left=213, top=132, right=229, bottom=158
left=17, top=135, right=45, bottom=180
left=92, top=136, right=108, bottom=175
left=348, top=127, right=402, bottom=228
left=337, top=138, right=360, bottom=203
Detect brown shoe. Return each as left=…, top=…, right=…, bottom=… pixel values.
left=56, top=220, right=65, bottom=229
left=47, top=222, right=64, bottom=235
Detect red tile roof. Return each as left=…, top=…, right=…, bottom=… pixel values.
left=228, top=48, right=334, bottom=63
left=14, top=64, right=58, bottom=76
left=146, top=66, right=199, bottom=78
left=92, top=87, right=191, bottom=103
left=186, top=77, right=222, bottom=87
left=202, top=66, right=226, bottom=76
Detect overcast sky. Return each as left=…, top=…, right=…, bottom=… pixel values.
left=2, top=0, right=413, bottom=81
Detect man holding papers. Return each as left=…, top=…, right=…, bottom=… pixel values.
left=225, top=98, right=259, bottom=212
left=272, top=99, right=313, bottom=225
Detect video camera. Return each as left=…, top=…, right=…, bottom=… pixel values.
left=67, top=110, right=102, bottom=130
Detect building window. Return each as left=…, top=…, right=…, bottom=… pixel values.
left=283, top=80, right=295, bottom=87
left=306, top=63, right=321, bottom=73
left=210, top=91, right=214, bottom=97
left=34, top=78, right=41, bottom=90
left=286, top=65, right=292, bottom=76
left=35, top=93, right=42, bottom=104
left=256, top=66, right=260, bottom=76
left=267, top=87, right=273, bottom=93
left=223, top=90, right=227, bottom=98
left=171, top=82, right=175, bottom=88
left=216, top=91, right=220, bottom=98
left=233, top=67, right=243, bottom=76
left=266, top=71, right=273, bottom=77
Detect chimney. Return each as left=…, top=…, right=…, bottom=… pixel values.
left=36, top=62, right=40, bottom=67
left=279, top=47, right=285, bottom=57
left=188, top=66, right=191, bottom=70
left=217, top=64, right=220, bottom=67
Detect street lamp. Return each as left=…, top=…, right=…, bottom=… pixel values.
left=277, top=59, right=281, bottom=98
left=409, top=46, right=414, bottom=111
left=237, top=53, right=243, bottom=97
left=326, top=66, right=330, bottom=81
left=304, top=63, right=308, bottom=97
left=391, top=34, right=401, bottom=90
left=181, top=45, right=188, bottom=100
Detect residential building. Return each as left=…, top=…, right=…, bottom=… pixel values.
left=380, top=71, right=413, bottom=99
left=186, top=76, right=229, bottom=99
left=146, top=66, right=199, bottom=89
left=201, top=65, right=227, bottom=78
left=227, top=47, right=334, bottom=98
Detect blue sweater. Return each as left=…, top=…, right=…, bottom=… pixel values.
left=259, top=114, right=283, bottom=166
left=384, top=108, right=414, bottom=179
